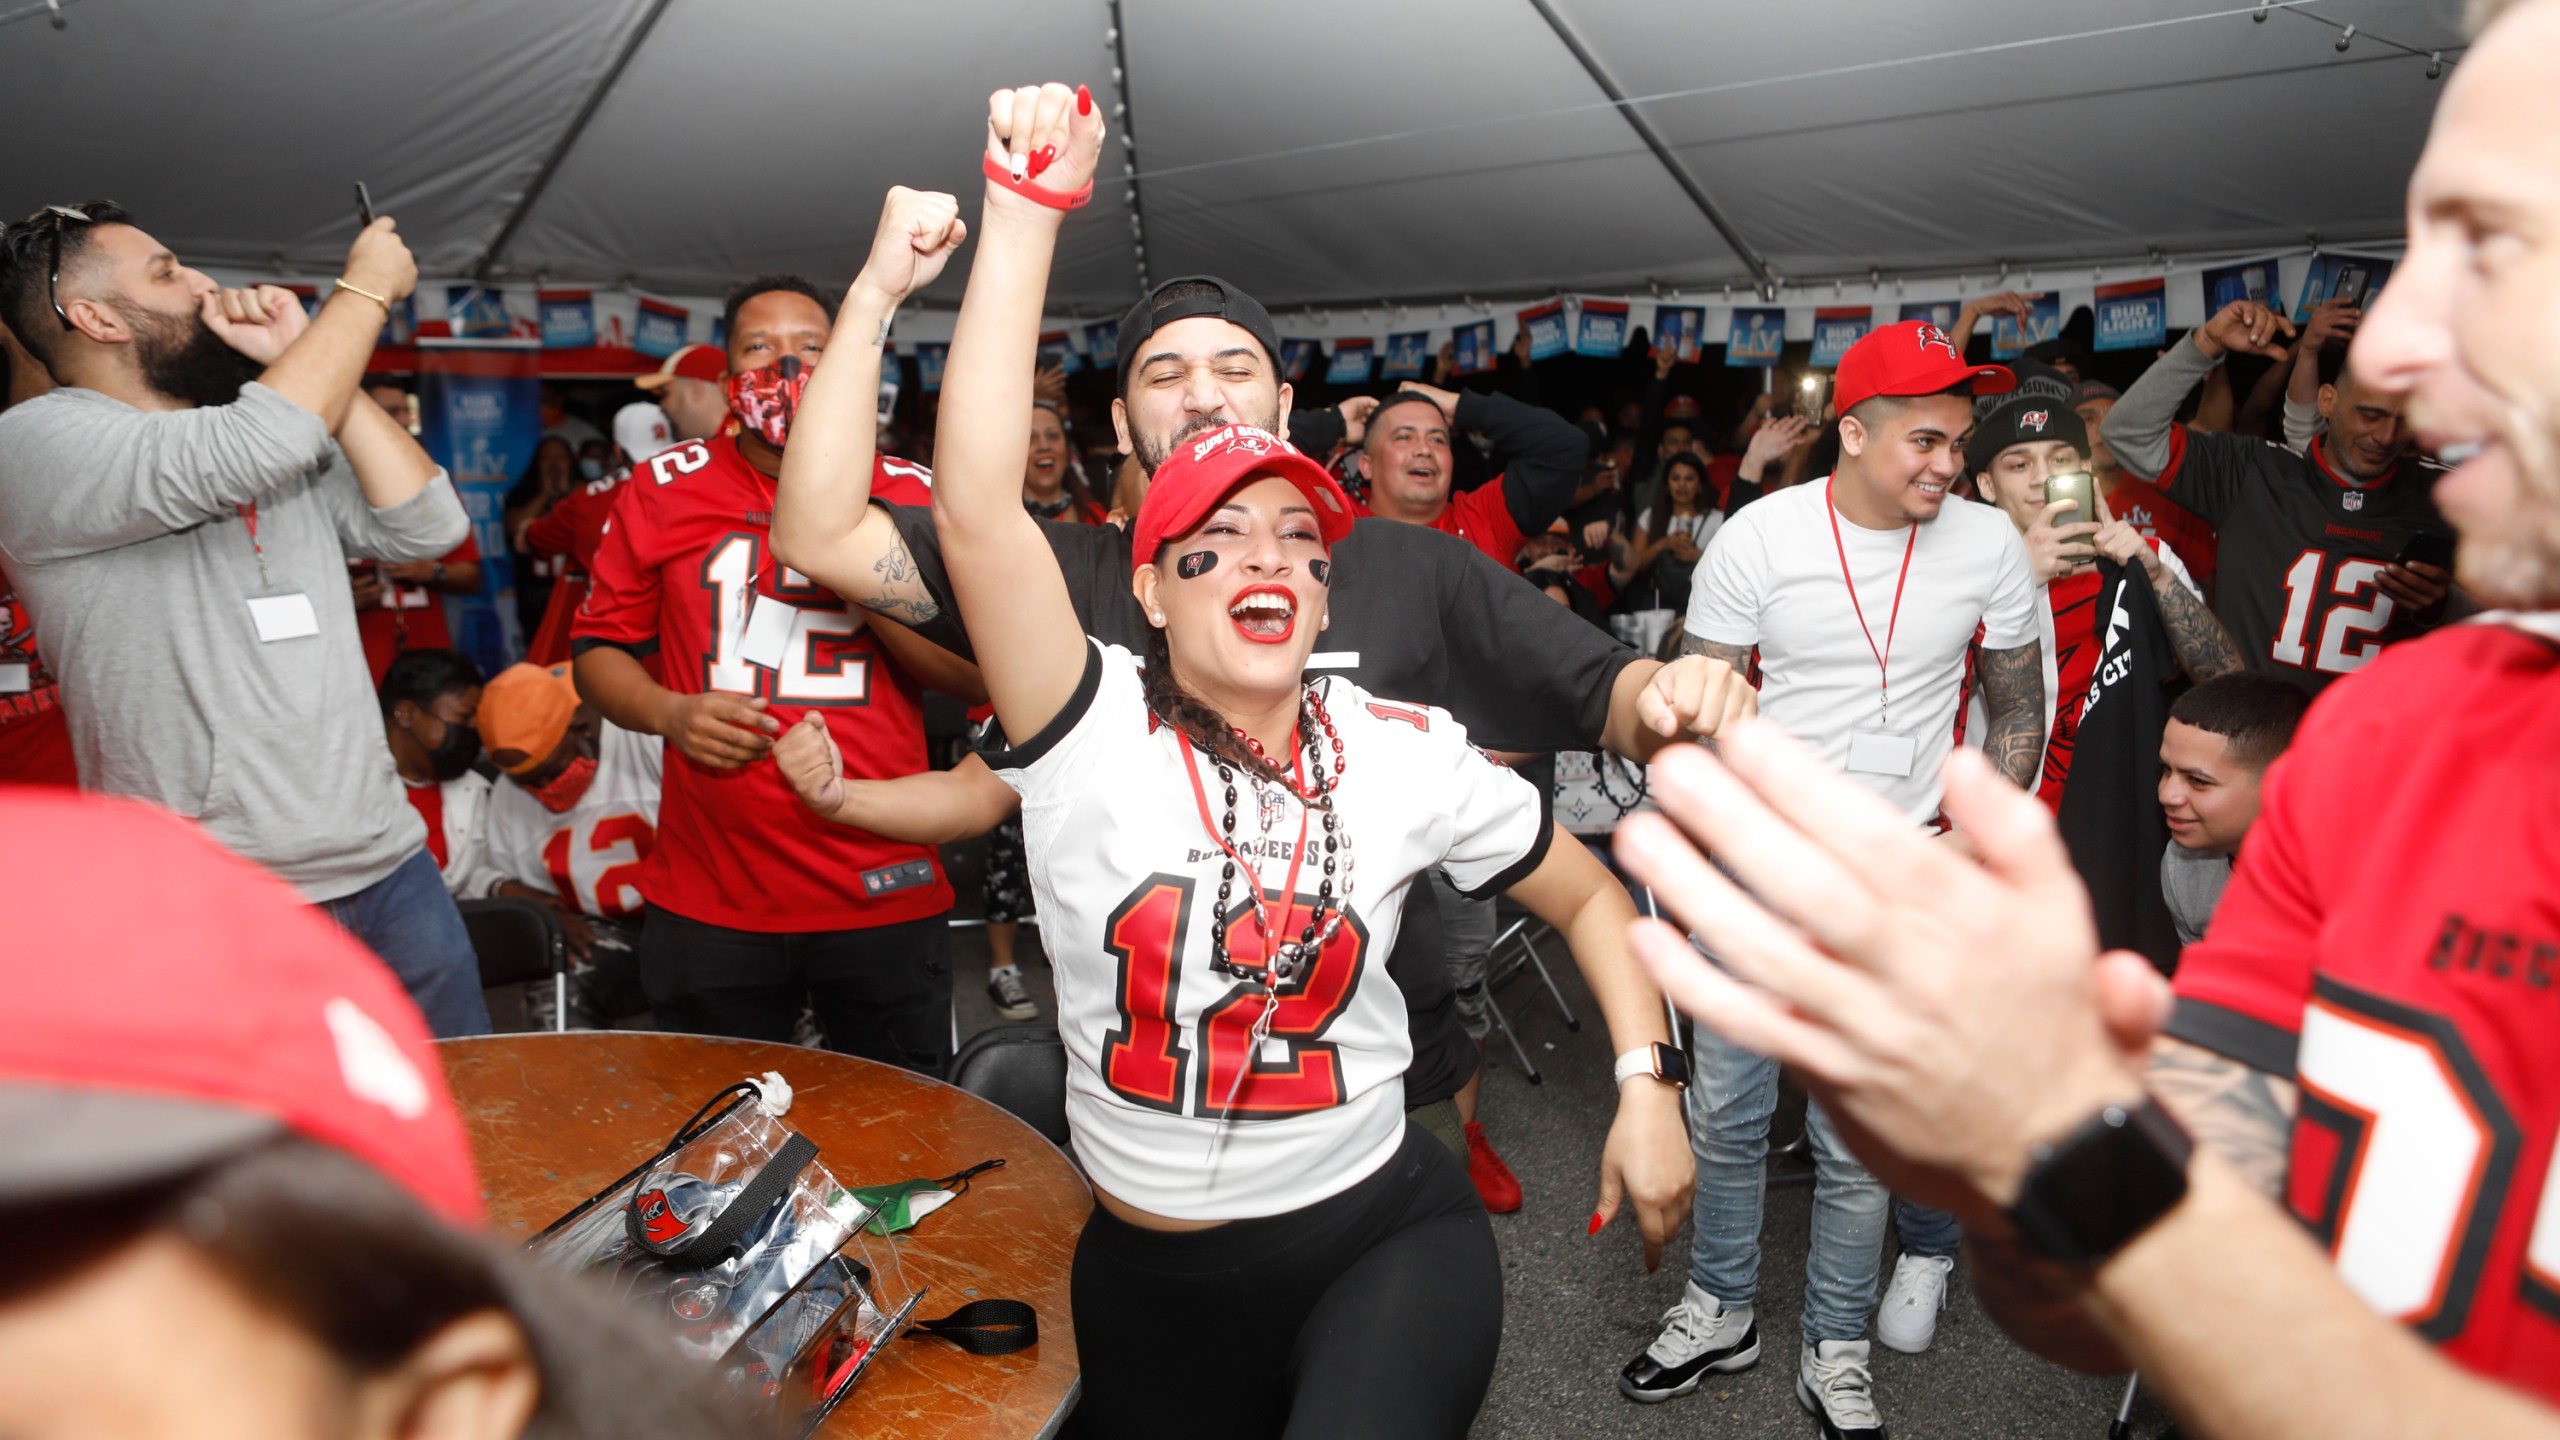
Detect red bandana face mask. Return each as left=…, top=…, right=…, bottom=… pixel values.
left=725, top=355, right=808, bottom=449
left=526, top=755, right=598, bottom=814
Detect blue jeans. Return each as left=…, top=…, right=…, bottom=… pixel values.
left=1894, top=1198, right=1962, bottom=1259
left=1686, top=1023, right=1887, bottom=1345
left=321, top=848, right=490, bottom=1038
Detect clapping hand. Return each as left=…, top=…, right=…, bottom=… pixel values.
left=2196, top=299, right=2298, bottom=361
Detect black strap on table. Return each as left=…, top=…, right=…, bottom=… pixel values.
left=907, top=1299, right=1038, bottom=1356
left=626, top=1131, right=819, bottom=1269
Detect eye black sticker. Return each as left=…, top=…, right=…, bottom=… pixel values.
left=1308, top=558, right=1331, bottom=585
left=1177, top=550, right=1219, bottom=579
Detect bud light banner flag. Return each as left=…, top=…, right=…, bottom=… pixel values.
left=1809, top=307, right=1873, bottom=368
left=1991, top=292, right=2062, bottom=360
left=2093, top=279, right=2168, bottom=352
left=417, top=339, right=540, bottom=675
left=2200, top=257, right=2281, bottom=316
left=1326, top=338, right=1375, bottom=386
left=1654, top=304, right=1705, bottom=364
left=1900, top=300, right=1959, bottom=330
left=2293, top=253, right=2394, bottom=323
left=1280, top=338, right=1321, bottom=383
left=1454, top=320, right=1497, bottom=376
left=1036, top=330, right=1082, bottom=375
left=634, top=298, right=688, bottom=358
left=1083, top=319, right=1119, bottom=369
left=1575, top=299, right=1628, bottom=358
left=537, top=290, right=595, bottom=349
left=1726, top=307, right=1785, bottom=368
left=1518, top=302, right=1569, bottom=363
left=1382, top=331, right=1430, bottom=381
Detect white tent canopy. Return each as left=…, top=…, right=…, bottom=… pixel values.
left=5, top=0, right=2466, bottom=319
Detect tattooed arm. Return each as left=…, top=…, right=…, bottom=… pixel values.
left=1973, top=640, right=2048, bottom=789
left=1963, top=1034, right=2298, bottom=1373
left=861, top=518, right=945, bottom=627
left=2093, top=522, right=2244, bottom=682
left=1678, top=633, right=1756, bottom=671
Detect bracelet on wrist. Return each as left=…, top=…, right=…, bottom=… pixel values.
left=332, top=277, right=393, bottom=313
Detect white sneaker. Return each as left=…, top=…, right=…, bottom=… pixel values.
left=986, top=965, right=1038, bottom=1022
left=1875, top=1252, right=1955, bottom=1354
left=1796, top=1339, right=1886, bottom=1439
left=1616, top=1281, right=1759, bottom=1402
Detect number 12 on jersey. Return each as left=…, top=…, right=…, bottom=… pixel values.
left=699, top=533, right=870, bottom=705
left=1100, top=876, right=1366, bottom=1119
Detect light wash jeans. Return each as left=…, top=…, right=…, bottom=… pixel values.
left=1685, top=1023, right=1887, bottom=1345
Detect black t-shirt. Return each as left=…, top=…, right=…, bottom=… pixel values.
left=881, top=505, right=1642, bottom=1106
left=881, top=507, right=1637, bottom=752
left=2155, top=430, right=2450, bottom=692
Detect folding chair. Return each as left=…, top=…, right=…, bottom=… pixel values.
left=1487, top=899, right=1580, bottom=1032
left=950, top=1022, right=1072, bottom=1150
left=457, top=897, right=569, bottom=1034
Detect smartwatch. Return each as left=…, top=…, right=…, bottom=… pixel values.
left=2004, top=1096, right=2194, bottom=1268
left=1612, top=1042, right=1690, bottom=1090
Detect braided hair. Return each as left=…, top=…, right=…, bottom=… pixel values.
left=1141, top=619, right=1297, bottom=788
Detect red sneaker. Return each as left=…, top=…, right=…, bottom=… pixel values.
left=1465, top=1121, right=1524, bottom=1213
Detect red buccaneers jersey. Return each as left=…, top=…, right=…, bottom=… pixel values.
left=573, top=436, right=951, bottom=931
left=2037, top=539, right=2195, bottom=810
left=1350, top=477, right=1529, bottom=571
left=524, top=469, right=630, bottom=667
left=2169, top=617, right=2560, bottom=1401
left=2106, top=473, right=2217, bottom=595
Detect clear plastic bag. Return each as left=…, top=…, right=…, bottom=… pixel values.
left=525, top=1076, right=923, bottom=1436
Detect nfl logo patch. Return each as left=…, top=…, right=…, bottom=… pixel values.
left=2343, top=490, right=2366, bottom=512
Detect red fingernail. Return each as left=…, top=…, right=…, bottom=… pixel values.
left=1029, top=145, right=1057, bottom=178
left=1076, top=84, right=1092, bottom=115
left=1587, top=1212, right=1606, bottom=1236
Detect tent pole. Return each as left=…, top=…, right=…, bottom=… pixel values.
left=1522, top=0, right=1779, bottom=300
left=473, top=0, right=681, bottom=281
left=1105, top=0, right=1151, bottom=294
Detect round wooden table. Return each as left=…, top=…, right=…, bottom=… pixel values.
left=442, top=1032, right=1085, bottom=1439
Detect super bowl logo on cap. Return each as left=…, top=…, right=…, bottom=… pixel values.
left=1915, top=323, right=1959, bottom=360
left=1192, top=424, right=1279, bottom=463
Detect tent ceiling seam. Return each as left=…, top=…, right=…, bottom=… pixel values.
left=473, top=0, right=681, bottom=280
left=1523, top=0, right=1778, bottom=298
left=1105, top=0, right=1149, bottom=295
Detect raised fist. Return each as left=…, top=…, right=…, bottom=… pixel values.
left=341, top=218, right=418, bottom=304
left=986, top=82, right=1107, bottom=209
left=854, top=186, right=967, bottom=308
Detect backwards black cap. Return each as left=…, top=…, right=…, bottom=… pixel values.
left=1115, top=275, right=1283, bottom=397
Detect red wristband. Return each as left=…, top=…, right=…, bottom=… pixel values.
left=982, top=152, right=1092, bottom=211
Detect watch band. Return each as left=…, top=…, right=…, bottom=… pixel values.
left=1612, top=1042, right=1689, bottom=1089
left=2005, top=1095, right=2194, bottom=1268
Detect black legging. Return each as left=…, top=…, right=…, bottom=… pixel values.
left=1069, top=1122, right=1502, bottom=1440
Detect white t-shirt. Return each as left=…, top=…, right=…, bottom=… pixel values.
left=478, top=723, right=664, bottom=918
left=986, top=641, right=1548, bottom=1220
left=1684, top=478, right=2040, bottom=820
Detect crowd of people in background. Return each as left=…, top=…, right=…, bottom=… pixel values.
left=3, top=4, right=2557, bottom=1434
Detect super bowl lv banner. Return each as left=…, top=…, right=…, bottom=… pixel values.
left=417, top=339, right=541, bottom=676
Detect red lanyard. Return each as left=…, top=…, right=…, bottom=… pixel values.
left=1177, top=736, right=1312, bottom=984
left=236, top=502, right=275, bottom=588
left=1825, top=479, right=1918, bottom=726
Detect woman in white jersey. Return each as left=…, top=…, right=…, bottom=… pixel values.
left=772, top=93, right=1691, bottom=1439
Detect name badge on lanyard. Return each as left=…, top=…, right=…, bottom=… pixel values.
left=247, top=592, right=321, bottom=643
left=1846, top=729, right=1917, bottom=777
left=740, top=592, right=800, bottom=670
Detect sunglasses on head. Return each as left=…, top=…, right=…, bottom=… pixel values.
left=15, top=202, right=114, bottom=331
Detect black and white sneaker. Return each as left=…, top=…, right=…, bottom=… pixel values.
left=1796, top=1339, right=1887, bottom=1439
left=987, top=964, right=1038, bottom=1022
left=1618, top=1282, right=1759, bottom=1403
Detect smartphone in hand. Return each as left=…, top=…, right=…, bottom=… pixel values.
left=355, top=181, right=375, bottom=227
left=2044, top=470, right=2100, bottom=556
left=2397, top=529, right=2455, bottom=571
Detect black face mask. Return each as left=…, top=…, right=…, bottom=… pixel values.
left=423, top=719, right=481, bottom=783
left=128, top=305, right=266, bottom=409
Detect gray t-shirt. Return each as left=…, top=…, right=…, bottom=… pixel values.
left=0, top=382, right=467, bottom=899
left=2161, top=840, right=2234, bottom=947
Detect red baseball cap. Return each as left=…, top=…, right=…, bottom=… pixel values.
left=0, top=790, right=483, bottom=1225
left=633, top=342, right=726, bottom=391
left=1834, top=320, right=2015, bottom=415
left=1128, top=424, right=1355, bottom=574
